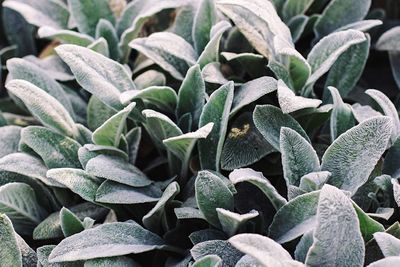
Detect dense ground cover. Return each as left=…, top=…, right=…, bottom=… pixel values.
left=0, top=0, right=400, bottom=266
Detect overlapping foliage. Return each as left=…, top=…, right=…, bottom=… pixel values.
left=0, top=0, right=400, bottom=266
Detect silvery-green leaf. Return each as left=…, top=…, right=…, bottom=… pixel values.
left=305, top=185, right=365, bottom=267
left=189, top=229, right=227, bottom=245
left=191, top=240, right=243, bottom=267
left=328, top=86, right=354, bottom=141
left=21, top=126, right=81, bottom=169
left=170, top=2, right=197, bottom=45
left=269, top=191, right=319, bottom=243
left=46, top=168, right=102, bottom=202
left=228, top=234, right=294, bottom=266
left=68, top=0, right=115, bottom=37
left=95, top=180, right=161, bottom=204
left=0, top=125, right=21, bottom=158
left=366, top=89, right=400, bottom=142
left=253, top=104, right=310, bottom=151
left=38, top=26, right=94, bottom=46
left=87, top=38, right=110, bottom=57
left=374, top=232, right=400, bottom=257
left=384, top=137, right=400, bottom=178
left=48, top=221, right=169, bottom=262
left=352, top=103, right=382, bottom=123
left=195, top=170, right=234, bottom=228
left=221, top=112, right=275, bottom=170
left=55, top=44, right=135, bottom=110
left=15, top=233, right=37, bottom=266
left=192, top=0, right=218, bottom=53
left=33, top=202, right=107, bottom=240
left=277, top=80, right=321, bottom=113
left=82, top=144, right=129, bottom=163
left=176, top=64, right=205, bottom=129
left=192, top=255, right=222, bottom=267
left=367, top=257, right=400, bottom=267
left=306, top=30, right=367, bottom=86
left=120, top=86, right=177, bottom=113
left=95, top=19, right=120, bottom=61
left=134, top=70, right=166, bottom=90
left=229, top=168, right=287, bottom=210
left=353, top=203, right=384, bottom=242
left=0, top=183, right=47, bottom=235
left=92, top=103, right=135, bottom=147
left=235, top=255, right=263, bottom=267
left=299, top=171, right=331, bottom=192
left=216, top=0, right=292, bottom=58
left=294, top=230, right=314, bottom=262
left=313, top=0, right=371, bottom=39
left=282, top=0, right=314, bottom=22
left=393, top=179, right=400, bottom=207
left=322, top=117, right=392, bottom=194
left=367, top=208, right=394, bottom=221
left=6, top=80, right=78, bottom=138
left=0, top=213, right=22, bottom=266
left=23, top=55, right=74, bottom=82
left=129, top=32, right=197, bottom=80
left=37, top=245, right=80, bottom=267
left=197, top=21, right=231, bottom=68
left=202, top=62, right=229, bottom=84
left=7, top=58, right=75, bottom=117
left=230, top=77, right=277, bottom=116
left=280, top=127, right=320, bottom=188
left=288, top=15, right=309, bottom=43
left=143, top=182, right=180, bottom=233
left=3, top=0, right=69, bottom=29
left=84, top=256, right=140, bottom=267
left=126, top=127, right=141, bottom=165
left=198, top=82, right=233, bottom=171
left=216, top=208, right=258, bottom=236
left=376, top=26, right=400, bottom=51
left=87, top=96, right=116, bottom=131
left=60, top=207, right=84, bottom=237
left=335, top=20, right=382, bottom=32
left=174, top=207, right=206, bottom=221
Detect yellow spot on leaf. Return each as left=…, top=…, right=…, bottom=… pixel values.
left=229, top=124, right=250, bottom=138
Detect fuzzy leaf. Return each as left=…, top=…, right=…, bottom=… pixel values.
left=95, top=19, right=120, bottom=61
left=321, top=117, right=392, bottom=194
left=216, top=208, right=258, bottom=236
left=192, top=255, right=222, bottom=267
left=60, top=207, right=84, bottom=237
left=328, top=86, right=354, bottom=141
left=277, top=80, right=321, bottom=113
left=192, top=0, right=217, bottom=53
left=38, top=26, right=94, bottom=46
left=191, top=240, right=244, bottom=267
left=374, top=232, right=400, bottom=257
left=0, top=126, right=21, bottom=158
left=84, top=256, right=140, bottom=267
left=282, top=0, right=314, bottom=21
left=0, top=213, right=22, bottom=266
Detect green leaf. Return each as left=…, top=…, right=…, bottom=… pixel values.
left=299, top=171, right=330, bottom=192
left=48, top=221, right=168, bottom=262
left=191, top=240, right=244, bottom=267
left=231, top=77, right=277, bottom=116
left=177, top=64, right=205, bottom=129
left=0, top=213, right=22, bottom=266
left=314, top=0, right=371, bottom=39
left=134, top=70, right=166, bottom=90
left=68, top=0, right=115, bottom=37
left=87, top=96, right=116, bottom=131
left=294, top=230, right=314, bottom=262
left=38, top=26, right=94, bottom=46
left=88, top=38, right=109, bottom=57
left=253, top=104, right=310, bottom=151
left=21, top=126, right=81, bottom=169
left=216, top=208, right=258, bottom=236
left=16, top=233, right=38, bottom=266
left=229, top=168, right=287, bottom=210
left=305, top=185, right=365, bottom=267
left=374, top=232, right=400, bottom=257
left=353, top=203, right=384, bottom=242
left=55, top=44, right=135, bottom=110
left=192, top=255, right=222, bottom=267
left=328, top=86, right=354, bottom=141
left=366, top=89, right=400, bottom=143
left=277, top=80, right=321, bottom=113
left=306, top=30, right=367, bottom=86
left=280, top=127, right=320, bottom=188
left=60, top=207, right=84, bottom=237
left=0, top=126, right=21, bottom=158
left=120, top=86, right=177, bottom=113
left=6, top=80, right=78, bottom=138
left=33, top=202, right=107, bottom=240
left=192, top=0, right=218, bottom=53
left=229, top=234, right=300, bottom=266
left=321, top=117, right=392, bottom=194
left=288, top=15, right=309, bottom=43
left=92, top=103, right=135, bottom=147
left=143, top=182, right=180, bottom=233
left=195, top=170, right=234, bottom=228
left=269, top=191, right=319, bottom=243
left=95, top=180, right=161, bottom=204
left=7, top=58, right=75, bottom=117
left=84, top=256, right=140, bottom=267
left=86, top=155, right=151, bottom=187
left=0, top=183, right=47, bottom=235
left=95, top=19, right=120, bottom=61
left=129, top=32, right=197, bottom=80
left=23, top=55, right=74, bottom=82
left=46, top=168, right=102, bottom=202
left=282, top=0, right=314, bottom=22
left=198, top=82, right=234, bottom=171
left=324, top=36, right=370, bottom=101
left=3, top=0, right=69, bottom=29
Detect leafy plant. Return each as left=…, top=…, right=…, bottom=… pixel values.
left=0, top=0, right=400, bottom=266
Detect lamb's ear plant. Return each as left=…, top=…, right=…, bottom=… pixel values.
left=1, top=0, right=400, bottom=266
